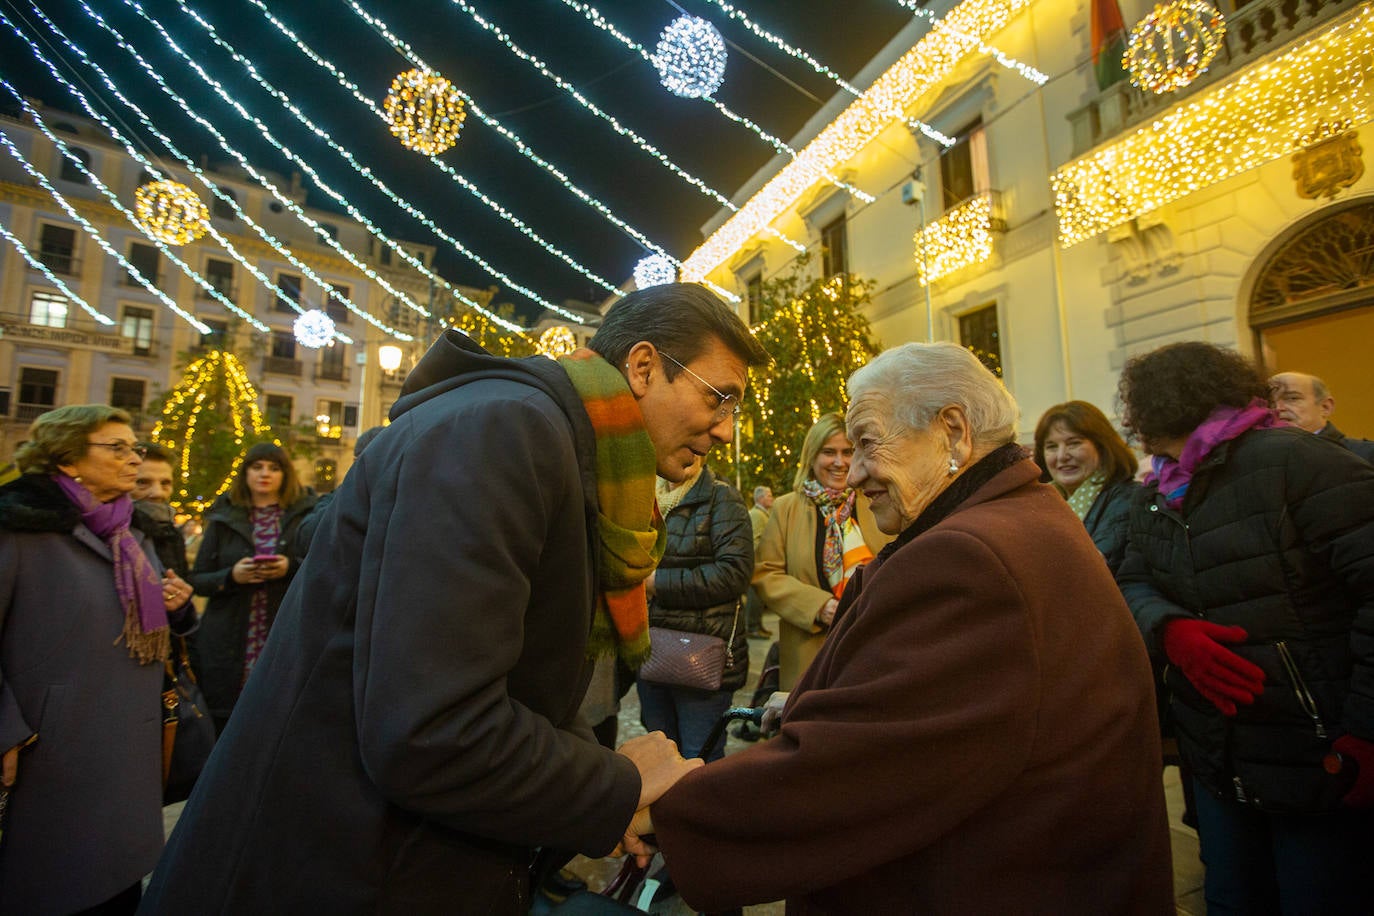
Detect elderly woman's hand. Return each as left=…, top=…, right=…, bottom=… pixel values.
left=760, top=690, right=790, bottom=735
left=161, top=571, right=192, bottom=611
left=816, top=597, right=839, bottom=628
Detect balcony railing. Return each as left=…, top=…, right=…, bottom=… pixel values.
left=914, top=191, right=1005, bottom=286
left=196, top=281, right=237, bottom=301
left=36, top=249, right=79, bottom=275
left=16, top=403, right=53, bottom=423
left=314, top=366, right=350, bottom=383
left=1067, top=0, right=1360, bottom=156
left=262, top=356, right=303, bottom=376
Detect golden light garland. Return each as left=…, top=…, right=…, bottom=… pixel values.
left=680, top=0, right=1037, bottom=283
left=1053, top=4, right=1374, bottom=248
left=1124, top=0, right=1226, bottom=94
left=134, top=179, right=208, bottom=245
left=383, top=68, right=466, bottom=156
left=537, top=325, right=577, bottom=358
left=914, top=192, right=998, bottom=286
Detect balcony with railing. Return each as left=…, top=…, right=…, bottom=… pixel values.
left=314, top=365, right=350, bottom=383
left=195, top=281, right=237, bottom=301
left=914, top=191, right=1006, bottom=286
left=36, top=248, right=79, bottom=276
left=262, top=355, right=303, bottom=376
left=1067, top=0, right=1361, bottom=156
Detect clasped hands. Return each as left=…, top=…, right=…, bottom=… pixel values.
left=614, top=731, right=700, bottom=865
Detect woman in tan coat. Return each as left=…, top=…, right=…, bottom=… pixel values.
left=754, top=412, right=892, bottom=689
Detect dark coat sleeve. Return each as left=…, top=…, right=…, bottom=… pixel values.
left=653, top=482, right=753, bottom=610
left=653, top=529, right=1039, bottom=909
left=351, top=395, right=640, bottom=853
left=1116, top=492, right=1190, bottom=659
left=187, top=507, right=242, bottom=599
left=1086, top=480, right=1136, bottom=577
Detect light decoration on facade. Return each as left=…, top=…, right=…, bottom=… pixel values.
left=898, top=0, right=1048, bottom=86
left=27, top=4, right=413, bottom=340
left=383, top=68, right=466, bottom=155
left=914, top=193, right=999, bottom=286
left=633, top=255, right=678, bottom=289
left=190, top=0, right=621, bottom=318
left=152, top=349, right=271, bottom=513
left=680, top=0, right=1037, bottom=284
left=548, top=0, right=875, bottom=206
left=134, top=179, right=209, bottom=245
left=0, top=222, right=113, bottom=325
left=1053, top=4, right=1374, bottom=247
left=1123, top=0, right=1226, bottom=94
left=294, top=309, right=337, bottom=349
left=537, top=326, right=578, bottom=358
left=0, top=127, right=210, bottom=334
left=653, top=15, right=728, bottom=98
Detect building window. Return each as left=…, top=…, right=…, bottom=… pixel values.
left=318, top=344, right=347, bottom=381
left=275, top=273, right=302, bottom=313
left=958, top=303, right=1003, bottom=378
left=211, top=187, right=238, bottom=220
left=204, top=258, right=234, bottom=298
left=265, top=394, right=294, bottom=427
left=315, top=399, right=344, bottom=439
left=314, top=459, right=338, bottom=494
left=379, top=246, right=392, bottom=267
left=325, top=284, right=351, bottom=324
left=29, top=291, right=69, bottom=328
left=38, top=224, right=77, bottom=275
left=940, top=118, right=989, bottom=213
left=343, top=404, right=359, bottom=428
left=744, top=271, right=764, bottom=325
left=18, top=367, right=59, bottom=422
left=125, top=242, right=160, bottom=288
left=820, top=215, right=848, bottom=279
left=317, top=223, right=339, bottom=241
left=199, top=318, right=228, bottom=352
left=109, top=377, right=146, bottom=414
left=121, top=305, right=155, bottom=356
left=270, top=331, right=297, bottom=361
left=58, top=147, right=91, bottom=184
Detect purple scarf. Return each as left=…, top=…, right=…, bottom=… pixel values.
left=55, top=473, right=169, bottom=664
left=1146, top=399, right=1280, bottom=509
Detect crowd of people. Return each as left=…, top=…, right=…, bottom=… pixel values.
left=0, top=281, right=1370, bottom=915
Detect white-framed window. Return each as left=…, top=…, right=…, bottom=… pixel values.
left=940, top=118, right=990, bottom=213
left=121, top=305, right=155, bottom=356
left=29, top=291, right=69, bottom=327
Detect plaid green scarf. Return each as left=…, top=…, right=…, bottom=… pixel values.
left=559, top=348, right=665, bottom=667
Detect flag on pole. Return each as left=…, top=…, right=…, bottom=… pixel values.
left=1092, top=0, right=1130, bottom=90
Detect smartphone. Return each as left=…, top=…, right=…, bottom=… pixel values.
left=251, top=554, right=279, bottom=564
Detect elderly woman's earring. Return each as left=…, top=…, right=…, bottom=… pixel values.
left=948, top=457, right=959, bottom=476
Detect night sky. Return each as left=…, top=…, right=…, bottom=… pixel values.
left=1, top=0, right=921, bottom=320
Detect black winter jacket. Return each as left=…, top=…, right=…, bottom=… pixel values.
left=187, top=490, right=316, bottom=719
left=1082, top=478, right=1138, bottom=577
left=649, top=468, right=753, bottom=692
left=1118, top=427, right=1374, bottom=813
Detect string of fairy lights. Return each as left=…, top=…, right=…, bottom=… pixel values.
left=0, top=220, right=113, bottom=325
left=895, top=0, right=1048, bottom=86
left=6, top=5, right=411, bottom=341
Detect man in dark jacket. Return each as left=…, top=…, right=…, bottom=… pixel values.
left=1270, top=371, right=1374, bottom=462
left=141, top=283, right=769, bottom=914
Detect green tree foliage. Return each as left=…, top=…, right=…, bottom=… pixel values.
left=713, top=264, right=882, bottom=495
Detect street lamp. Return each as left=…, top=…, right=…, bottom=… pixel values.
left=378, top=345, right=403, bottom=372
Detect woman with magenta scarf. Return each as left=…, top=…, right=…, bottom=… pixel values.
left=1116, top=342, right=1374, bottom=913
left=0, top=405, right=194, bottom=915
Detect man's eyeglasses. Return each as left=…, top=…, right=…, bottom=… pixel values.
left=659, top=351, right=741, bottom=422
left=88, top=441, right=147, bottom=460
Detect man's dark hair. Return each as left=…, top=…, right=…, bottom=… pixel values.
left=1118, top=341, right=1268, bottom=444
left=136, top=441, right=176, bottom=465
left=589, top=283, right=769, bottom=377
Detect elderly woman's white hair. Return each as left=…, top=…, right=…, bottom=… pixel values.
left=848, top=342, right=1019, bottom=448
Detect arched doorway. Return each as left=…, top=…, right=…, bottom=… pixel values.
left=1249, top=197, right=1374, bottom=438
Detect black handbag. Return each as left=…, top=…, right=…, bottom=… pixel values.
left=161, top=636, right=216, bottom=804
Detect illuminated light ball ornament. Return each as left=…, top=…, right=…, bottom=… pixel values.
left=134, top=179, right=208, bottom=245
left=537, top=326, right=577, bottom=359
left=632, top=254, right=677, bottom=290
left=1124, top=0, right=1226, bottom=95
left=293, top=309, right=336, bottom=349
left=653, top=15, right=727, bottom=99
left=383, top=68, right=467, bottom=155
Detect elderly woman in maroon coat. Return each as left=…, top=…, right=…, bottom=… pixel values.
left=629, top=343, right=1175, bottom=914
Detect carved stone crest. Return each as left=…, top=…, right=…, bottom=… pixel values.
left=1292, top=131, right=1364, bottom=201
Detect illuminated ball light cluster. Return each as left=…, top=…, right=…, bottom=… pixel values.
left=384, top=68, right=467, bottom=155
left=537, top=326, right=577, bottom=358
left=134, top=179, right=208, bottom=245
left=1124, top=0, right=1226, bottom=95
left=633, top=254, right=677, bottom=289
left=654, top=15, right=727, bottom=99
left=293, top=308, right=337, bottom=349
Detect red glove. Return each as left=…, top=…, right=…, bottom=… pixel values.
left=1162, top=619, right=1266, bottom=716
left=1330, top=735, right=1374, bottom=809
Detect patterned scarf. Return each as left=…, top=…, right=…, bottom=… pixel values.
left=1062, top=471, right=1107, bottom=521
left=801, top=479, right=874, bottom=597
left=54, top=473, right=169, bottom=664
left=1146, top=398, right=1279, bottom=509
left=558, top=348, right=666, bottom=667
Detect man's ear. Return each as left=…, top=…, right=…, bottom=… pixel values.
left=623, top=342, right=656, bottom=397
left=1318, top=396, right=1335, bottom=422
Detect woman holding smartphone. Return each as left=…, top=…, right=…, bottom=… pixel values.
left=189, top=442, right=316, bottom=733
